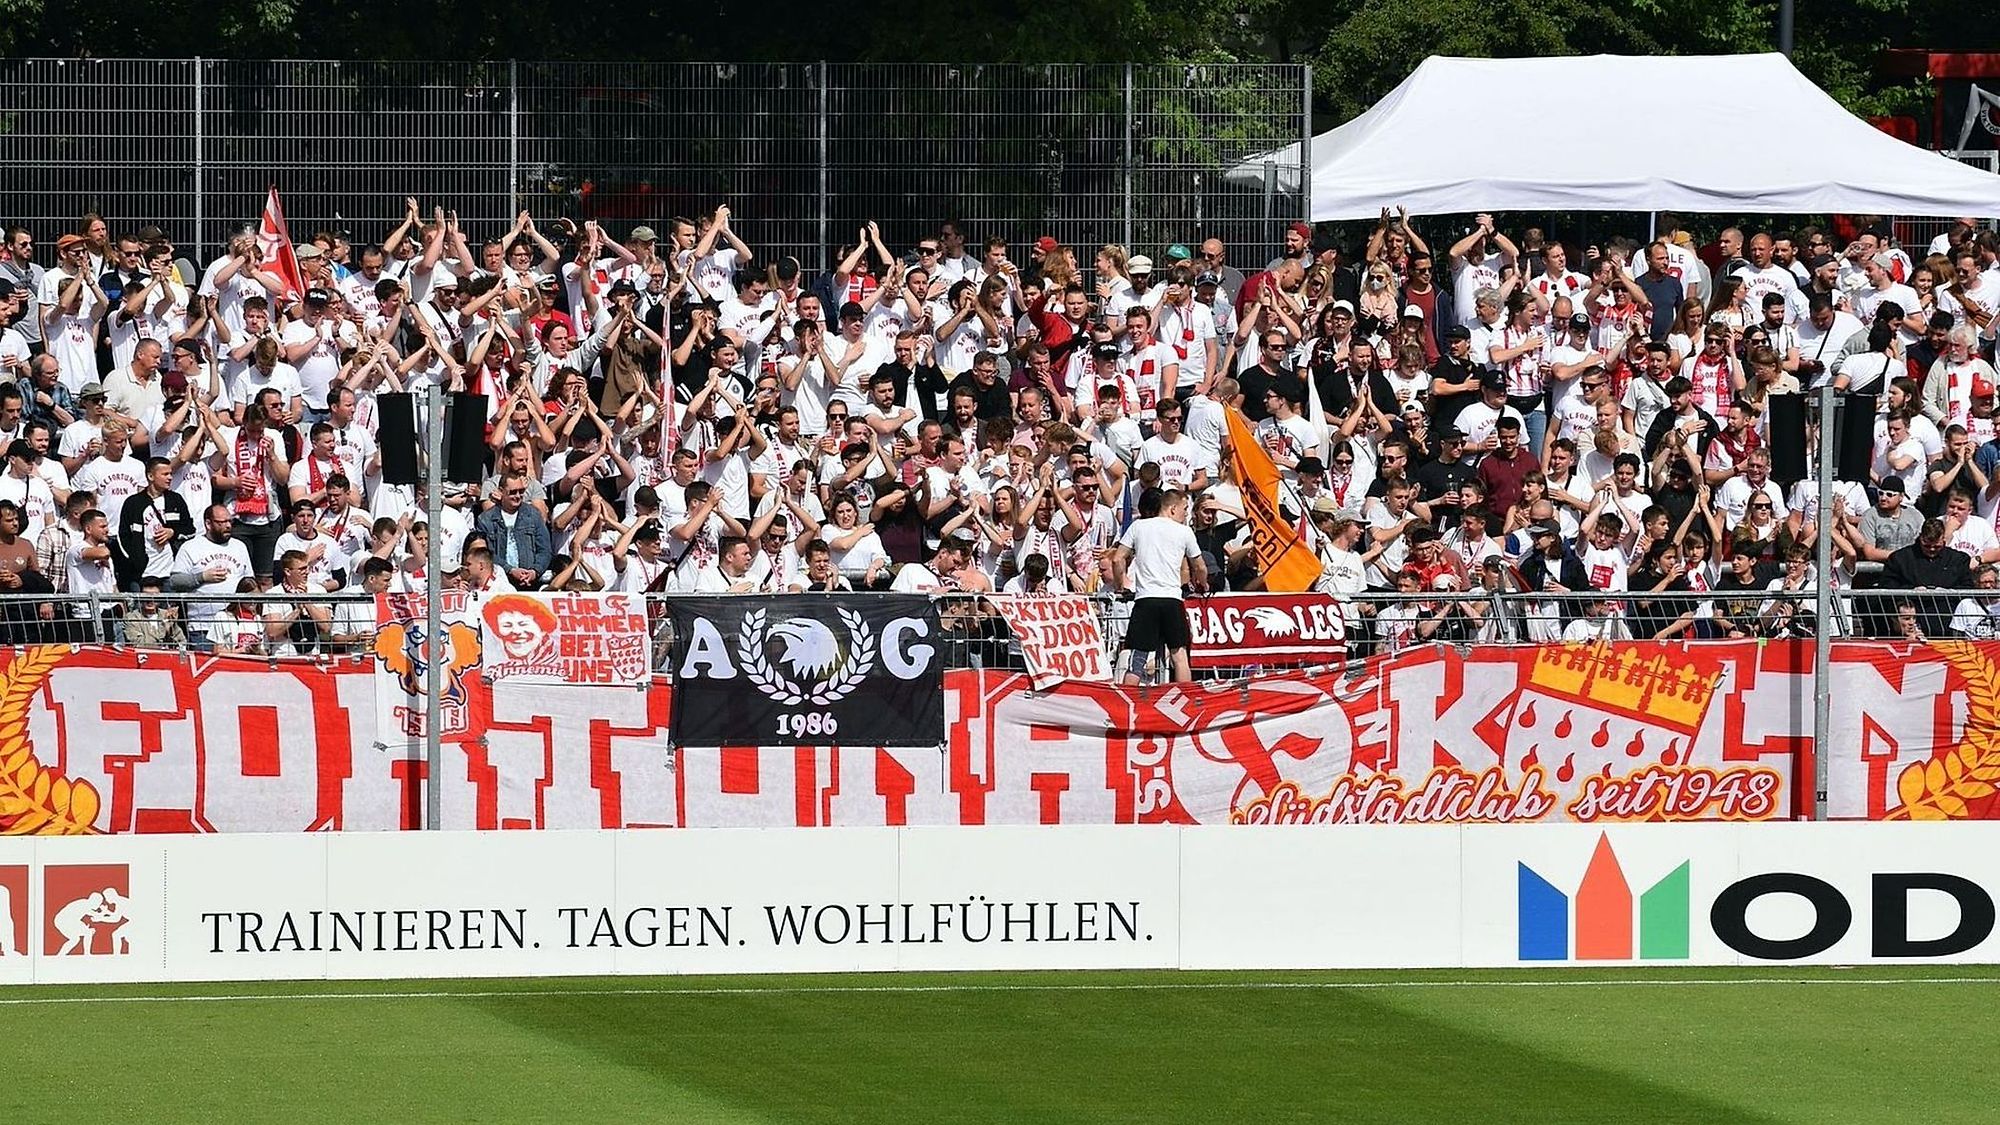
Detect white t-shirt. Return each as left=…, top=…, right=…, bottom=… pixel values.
left=1154, top=301, right=1217, bottom=388
left=1137, top=433, right=1214, bottom=490
left=280, top=318, right=342, bottom=408
left=1118, top=515, right=1200, bottom=600
left=171, top=535, right=254, bottom=620
left=67, top=539, right=117, bottom=610
left=72, top=455, right=147, bottom=514
left=0, top=472, right=58, bottom=531
left=274, top=529, right=350, bottom=590
left=1731, top=264, right=1804, bottom=324
left=690, top=248, right=741, bottom=304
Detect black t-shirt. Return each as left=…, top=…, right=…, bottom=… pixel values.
left=1412, top=456, right=1476, bottom=528
left=1235, top=363, right=1277, bottom=423
left=1427, top=354, right=1481, bottom=430
left=947, top=371, right=1013, bottom=421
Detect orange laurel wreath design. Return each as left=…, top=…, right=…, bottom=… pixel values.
left=1887, top=640, right=2000, bottom=821
left=0, top=646, right=102, bottom=835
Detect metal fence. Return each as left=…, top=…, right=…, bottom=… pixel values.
left=0, top=59, right=1312, bottom=270
left=9, top=586, right=1991, bottom=674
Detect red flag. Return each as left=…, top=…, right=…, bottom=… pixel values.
left=257, top=186, right=306, bottom=299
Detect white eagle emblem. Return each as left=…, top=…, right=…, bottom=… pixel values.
left=1243, top=605, right=1299, bottom=635
left=738, top=608, right=878, bottom=706
left=769, top=618, right=841, bottom=680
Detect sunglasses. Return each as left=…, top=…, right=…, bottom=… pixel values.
left=918, top=246, right=940, bottom=254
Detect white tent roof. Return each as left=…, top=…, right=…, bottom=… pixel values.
left=1237, top=53, right=2000, bottom=221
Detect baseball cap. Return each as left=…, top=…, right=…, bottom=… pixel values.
left=1527, top=522, right=1559, bottom=538
left=1478, top=368, right=1506, bottom=390
left=1033, top=236, right=1059, bottom=254
left=1091, top=342, right=1121, bottom=361
left=1403, top=304, right=1425, bottom=321
left=304, top=287, right=331, bottom=304
left=1309, top=494, right=1341, bottom=515
left=1166, top=243, right=1193, bottom=263
left=1567, top=312, right=1591, bottom=330
left=1445, top=324, right=1472, bottom=341
left=429, top=266, right=459, bottom=291
left=1805, top=253, right=1835, bottom=271
left=1879, top=476, right=1907, bottom=494
left=294, top=243, right=324, bottom=260
left=1294, top=455, right=1325, bottom=476
left=1330, top=299, right=1355, bottom=315
left=1436, top=424, right=1465, bottom=441
left=1976, top=378, right=1996, bottom=399
left=1196, top=271, right=1223, bottom=287
left=1127, top=255, right=1154, bottom=275
left=629, top=225, right=659, bottom=242
left=535, top=271, right=560, bottom=289
left=55, top=234, right=85, bottom=252
left=1288, top=221, right=1313, bottom=240
left=1873, top=250, right=1899, bottom=269
left=161, top=370, right=189, bottom=396
left=78, top=382, right=106, bottom=400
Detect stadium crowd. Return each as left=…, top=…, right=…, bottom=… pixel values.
left=0, top=202, right=1998, bottom=654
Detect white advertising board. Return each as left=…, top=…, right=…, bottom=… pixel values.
left=4, top=823, right=1999, bottom=984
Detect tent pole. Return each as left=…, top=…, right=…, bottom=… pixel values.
left=1299, top=65, right=1313, bottom=225
left=1813, top=382, right=1833, bottom=821
left=1779, top=0, right=1794, bottom=56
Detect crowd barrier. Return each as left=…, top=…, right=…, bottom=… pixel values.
left=4, top=822, right=1996, bottom=984
left=2, top=631, right=1994, bottom=835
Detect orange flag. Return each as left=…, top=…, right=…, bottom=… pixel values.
left=1223, top=406, right=1322, bottom=592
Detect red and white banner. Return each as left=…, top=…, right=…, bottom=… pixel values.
left=372, top=590, right=481, bottom=740
left=1184, top=592, right=1346, bottom=668
left=12, top=638, right=1935, bottom=835
left=256, top=186, right=306, bottom=300
left=480, top=591, right=651, bottom=688
left=988, top=594, right=1110, bottom=689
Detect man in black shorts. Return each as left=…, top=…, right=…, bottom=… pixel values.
left=1110, top=486, right=1207, bottom=684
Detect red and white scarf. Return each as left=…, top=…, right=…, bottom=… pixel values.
left=234, top=432, right=271, bottom=518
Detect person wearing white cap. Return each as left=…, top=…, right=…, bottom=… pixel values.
left=1107, top=255, right=1164, bottom=328
left=1852, top=250, right=1921, bottom=335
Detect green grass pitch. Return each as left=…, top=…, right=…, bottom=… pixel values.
left=3, top=966, right=1994, bottom=1122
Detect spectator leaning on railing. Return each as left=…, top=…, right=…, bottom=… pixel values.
left=0, top=205, right=1996, bottom=652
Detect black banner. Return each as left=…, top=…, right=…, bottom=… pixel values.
left=666, top=595, right=945, bottom=747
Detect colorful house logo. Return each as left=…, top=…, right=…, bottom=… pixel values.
left=1518, top=834, right=1689, bottom=961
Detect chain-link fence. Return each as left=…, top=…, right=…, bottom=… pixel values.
left=0, top=59, right=1311, bottom=271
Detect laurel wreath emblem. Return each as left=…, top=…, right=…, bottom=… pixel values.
left=738, top=608, right=877, bottom=706
left=0, top=646, right=103, bottom=835
left=1887, top=640, right=2000, bottom=821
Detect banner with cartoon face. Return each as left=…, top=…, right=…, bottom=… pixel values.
left=665, top=595, right=945, bottom=747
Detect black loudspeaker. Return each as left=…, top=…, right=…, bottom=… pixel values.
left=377, top=393, right=419, bottom=486
left=1767, top=394, right=1807, bottom=483
left=1835, top=394, right=1877, bottom=484
left=444, top=393, right=489, bottom=484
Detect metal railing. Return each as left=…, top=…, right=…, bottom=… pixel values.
left=0, top=59, right=1312, bottom=269
left=4, top=587, right=1992, bottom=675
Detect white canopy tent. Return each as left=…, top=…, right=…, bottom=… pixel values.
left=1232, top=53, right=2000, bottom=221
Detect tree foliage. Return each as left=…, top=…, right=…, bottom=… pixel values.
left=0, top=0, right=1984, bottom=126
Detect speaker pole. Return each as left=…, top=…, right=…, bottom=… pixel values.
left=1813, top=381, right=1833, bottom=822
left=425, top=382, right=445, bottom=833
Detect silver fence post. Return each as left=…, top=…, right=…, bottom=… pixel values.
left=508, top=59, right=521, bottom=216
left=424, top=383, right=445, bottom=832
left=1122, top=63, right=1135, bottom=249
left=1813, top=381, right=1834, bottom=821
left=89, top=592, right=104, bottom=645
left=817, top=61, right=830, bottom=275
left=192, top=58, right=205, bottom=260
left=1299, top=64, right=1313, bottom=227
